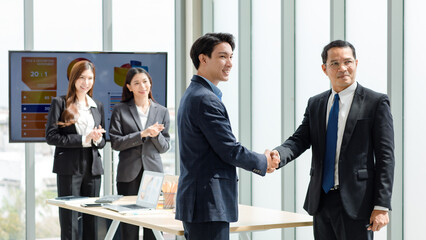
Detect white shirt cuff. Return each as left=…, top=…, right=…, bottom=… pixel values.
left=374, top=206, right=389, bottom=211
left=82, top=135, right=91, bottom=147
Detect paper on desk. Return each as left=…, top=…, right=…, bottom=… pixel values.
left=47, top=197, right=96, bottom=205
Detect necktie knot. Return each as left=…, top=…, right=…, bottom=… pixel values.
left=334, top=93, right=340, bottom=102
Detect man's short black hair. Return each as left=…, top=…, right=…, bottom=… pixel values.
left=321, top=40, right=356, bottom=64
left=190, top=33, right=235, bottom=69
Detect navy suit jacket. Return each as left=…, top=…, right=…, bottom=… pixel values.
left=46, top=95, right=106, bottom=176
left=175, top=75, right=267, bottom=223
left=275, top=83, right=395, bottom=219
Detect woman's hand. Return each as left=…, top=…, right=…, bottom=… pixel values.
left=141, top=122, right=165, bottom=138
left=86, top=125, right=106, bottom=143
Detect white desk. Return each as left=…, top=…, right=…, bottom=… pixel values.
left=47, top=196, right=312, bottom=239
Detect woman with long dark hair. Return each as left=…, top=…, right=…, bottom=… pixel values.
left=109, top=67, right=170, bottom=240
left=46, top=60, right=106, bottom=239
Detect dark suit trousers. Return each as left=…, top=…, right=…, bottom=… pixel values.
left=314, top=189, right=373, bottom=240
left=183, top=221, right=230, bottom=240
left=57, top=148, right=101, bottom=240
left=117, top=169, right=157, bottom=240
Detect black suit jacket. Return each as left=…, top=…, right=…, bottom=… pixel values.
left=46, top=96, right=106, bottom=175
left=275, top=83, right=395, bottom=219
left=109, top=99, right=170, bottom=183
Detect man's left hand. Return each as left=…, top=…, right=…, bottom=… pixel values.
left=368, top=210, right=389, bottom=232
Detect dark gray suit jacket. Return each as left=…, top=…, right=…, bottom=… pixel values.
left=275, top=83, right=395, bottom=220
left=46, top=95, right=106, bottom=176
left=109, top=99, right=170, bottom=182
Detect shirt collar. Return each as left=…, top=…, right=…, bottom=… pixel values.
left=332, top=81, right=357, bottom=104
left=197, top=75, right=223, bottom=100
left=86, top=95, right=97, bottom=108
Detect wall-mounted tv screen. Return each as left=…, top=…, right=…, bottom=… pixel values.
left=9, top=51, right=167, bottom=142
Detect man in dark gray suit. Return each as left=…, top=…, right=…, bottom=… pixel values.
left=272, top=40, right=395, bottom=240
left=176, top=33, right=280, bottom=240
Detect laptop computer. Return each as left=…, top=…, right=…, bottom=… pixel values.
left=103, top=170, right=164, bottom=214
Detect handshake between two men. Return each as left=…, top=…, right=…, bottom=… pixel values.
left=264, top=149, right=281, bottom=173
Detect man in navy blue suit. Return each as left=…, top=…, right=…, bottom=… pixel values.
left=175, top=33, right=280, bottom=240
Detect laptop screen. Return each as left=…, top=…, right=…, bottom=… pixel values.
left=136, top=170, right=164, bottom=208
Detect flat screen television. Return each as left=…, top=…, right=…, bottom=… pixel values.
left=9, top=51, right=167, bottom=142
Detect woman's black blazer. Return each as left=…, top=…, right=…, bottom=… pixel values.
left=45, top=96, right=106, bottom=175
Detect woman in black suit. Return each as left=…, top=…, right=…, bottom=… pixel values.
left=46, top=60, right=106, bottom=240
left=109, top=67, right=170, bottom=240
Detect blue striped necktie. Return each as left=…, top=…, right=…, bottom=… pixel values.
left=322, top=93, right=339, bottom=193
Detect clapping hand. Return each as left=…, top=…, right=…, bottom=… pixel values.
left=141, top=122, right=165, bottom=138
left=86, top=125, right=106, bottom=143
left=265, top=149, right=280, bottom=173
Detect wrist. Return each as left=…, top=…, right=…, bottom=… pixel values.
left=141, top=130, right=147, bottom=138
left=83, top=135, right=90, bottom=143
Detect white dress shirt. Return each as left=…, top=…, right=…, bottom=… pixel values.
left=75, top=95, right=100, bottom=147
left=136, top=100, right=151, bottom=130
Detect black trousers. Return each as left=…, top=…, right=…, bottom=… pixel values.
left=313, top=189, right=373, bottom=240
left=57, top=148, right=101, bottom=240
left=117, top=169, right=157, bottom=240
left=183, top=221, right=230, bottom=240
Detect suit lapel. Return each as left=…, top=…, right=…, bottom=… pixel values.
left=340, top=84, right=365, bottom=153
left=90, top=107, right=101, bottom=127
left=145, top=101, right=159, bottom=130
left=317, top=91, right=331, bottom=159
left=128, top=98, right=143, bottom=131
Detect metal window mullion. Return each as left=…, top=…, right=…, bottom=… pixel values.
left=387, top=0, right=404, bottom=239
left=102, top=0, right=113, bottom=196
left=238, top=0, right=253, bottom=208
left=24, top=0, right=35, bottom=239
left=282, top=0, right=296, bottom=239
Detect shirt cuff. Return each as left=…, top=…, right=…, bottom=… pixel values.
left=82, top=135, right=92, bottom=147
left=374, top=206, right=389, bottom=211
left=82, top=135, right=86, bottom=146
left=93, top=137, right=102, bottom=146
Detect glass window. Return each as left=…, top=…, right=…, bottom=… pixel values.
left=112, top=0, right=175, bottom=175
left=404, top=1, right=426, bottom=239
left=213, top=0, right=240, bottom=136
left=295, top=0, right=330, bottom=239
left=251, top=0, right=282, bottom=239
left=0, top=1, right=26, bottom=239
left=34, top=0, right=102, bottom=51
left=33, top=0, right=102, bottom=238
left=346, top=0, right=387, bottom=93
